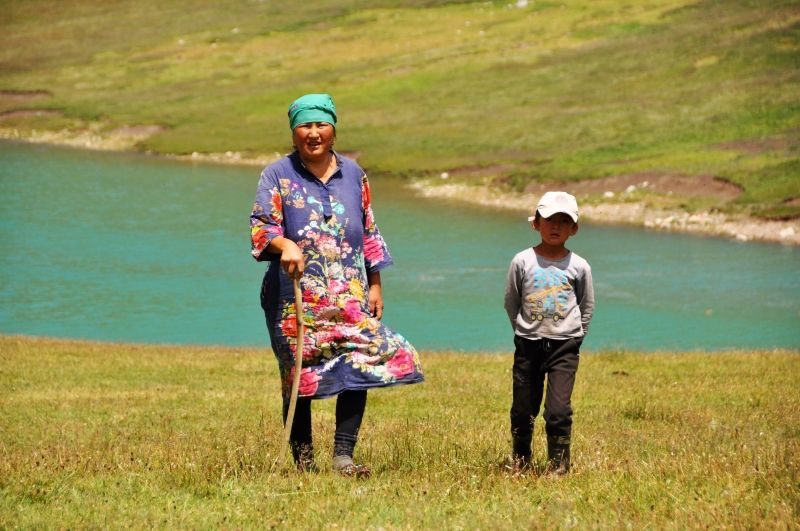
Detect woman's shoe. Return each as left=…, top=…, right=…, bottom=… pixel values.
left=297, top=457, right=319, bottom=473
left=292, top=443, right=317, bottom=473
left=332, top=455, right=371, bottom=478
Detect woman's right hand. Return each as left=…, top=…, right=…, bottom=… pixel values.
left=269, top=237, right=305, bottom=279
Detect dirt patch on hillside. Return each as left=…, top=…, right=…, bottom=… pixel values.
left=523, top=173, right=743, bottom=200
left=441, top=166, right=744, bottom=202
left=448, top=164, right=518, bottom=178
left=0, top=109, right=63, bottom=119
left=0, top=90, right=51, bottom=103
left=715, top=137, right=796, bottom=154
left=108, top=124, right=167, bottom=140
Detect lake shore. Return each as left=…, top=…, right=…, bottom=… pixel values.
left=409, top=179, right=800, bottom=246
left=3, top=126, right=798, bottom=245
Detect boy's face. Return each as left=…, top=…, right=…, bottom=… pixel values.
left=533, top=212, right=578, bottom=246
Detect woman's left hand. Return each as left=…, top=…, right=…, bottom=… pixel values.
left=368, top=272, right=383, bottom=320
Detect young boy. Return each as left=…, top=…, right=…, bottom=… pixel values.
left=504, top=191, right=595, bottom=475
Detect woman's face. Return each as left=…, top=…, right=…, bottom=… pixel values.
left=292, top=121, right=335, bottom=162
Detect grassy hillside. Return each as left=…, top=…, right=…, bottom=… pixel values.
left=1, top=0, right=798, bottom=217
left=1, top=336, right=798, bottom=528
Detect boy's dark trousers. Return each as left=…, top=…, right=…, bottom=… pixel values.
left=510, top=335, right=580, bottom=462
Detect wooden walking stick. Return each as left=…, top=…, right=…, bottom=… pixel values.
left=278, top=276, right=305, bottom=469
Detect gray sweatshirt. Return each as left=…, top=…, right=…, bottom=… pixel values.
left=504, top=248, right=595, bottom=340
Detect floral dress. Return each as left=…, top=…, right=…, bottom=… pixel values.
left=250, top=151, right=424, bottom=399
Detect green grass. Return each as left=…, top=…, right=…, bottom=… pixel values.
left=0, top=0, right=799, bottom=217
left=1, top=335, right=798, bottom=528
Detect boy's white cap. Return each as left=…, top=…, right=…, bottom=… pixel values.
left=527, top=191, right=579, bottom=223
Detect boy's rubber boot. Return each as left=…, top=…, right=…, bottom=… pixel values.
left=512, top=435, right=532, bottom=470
left=546, top=435, right=570, bottom=475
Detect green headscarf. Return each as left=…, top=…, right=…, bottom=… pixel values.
left=288, top=93, right=337, bottom=130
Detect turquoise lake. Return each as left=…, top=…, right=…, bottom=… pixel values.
left=1, top=141, right=798, bottom=352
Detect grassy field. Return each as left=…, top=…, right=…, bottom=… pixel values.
left=1, top=0, right=798, bottom=218
left=1, top=335, right=798, bottom=528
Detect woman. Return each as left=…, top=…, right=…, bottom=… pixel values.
left=250, top=94, right=424, bottom=476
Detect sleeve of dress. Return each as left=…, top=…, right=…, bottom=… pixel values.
left=361, top=174, right=394, bottom=273
left=250, top=169, right=284, bottom=262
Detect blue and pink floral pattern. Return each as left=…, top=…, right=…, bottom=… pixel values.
left=251, top=152, right=424, bottom=399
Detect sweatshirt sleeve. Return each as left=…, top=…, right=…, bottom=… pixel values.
left=577, top=263, right=595, bottom=336
left=504, top=257, right=522, bottom=329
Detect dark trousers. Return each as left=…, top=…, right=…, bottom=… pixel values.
left=282, top=390, right=367, bottom=460
left=510, top=336, right=580, bottom=444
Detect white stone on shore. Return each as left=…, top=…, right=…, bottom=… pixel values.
left=780, top=227, right=796, bottom=239
left=625, top=184, right=636, bottom=194
left=603, top=191, right=615, bottom=198
left=736, top=234, right=750, bottom=241
left=440, top=172, right=449, bottom=179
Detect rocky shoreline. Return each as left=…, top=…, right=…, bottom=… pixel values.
left=410, top=180, right=800, bottom=246
left=2, top=126, right=798, bottom=246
